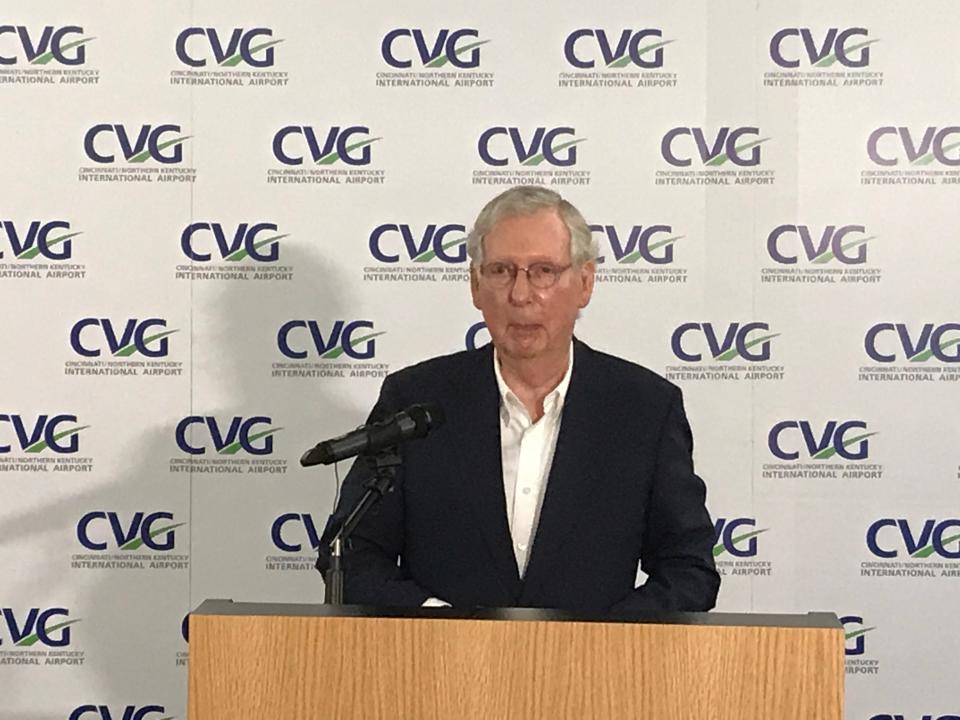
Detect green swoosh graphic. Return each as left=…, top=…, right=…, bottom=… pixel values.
left=913, top=140, right=960, bottom=166
left=219, top=427, right=283, bottom=455
left=845, top=626, right=876, bottom=641
left=522, top=138, right=587, bottom=166
left=129, top=136, right=191, bottom=164
left=31, top=37, right=96, bottom=65
left=712, top=528, right=769, bottom=557
left=713, top=333, right=780, bottom=362
left=618, top=236, right=682, bottom=264
left=607, top=39, right=674, bottom=68
left=316, top=137, right=382, bottom=165
left=114, top=329, right=179, bottom=357
left=812, top=432, right=877, bottom=460
left=120, top=522, right=187, bottom=551
left=220, top=38, right=285, bottom=67
left=427, top=39, right=491, bottom=67
left=224, top=234, right=289, bottom=262
left=814, top=39, right=880, bottom=68
left=908, top=337, right=960, bottom=363
left=413, top=236, right=466, bottom=263
left=911, top=532, right=960, bottom=559
left=16, top=231, right=84, bottom=260
left=706, top=138, right=770, bottom=166
left=24, top=425, right=90, bottom=454
left=811, top=236, right=875, bottom=265
left=320, top=331, right=385, bottom=359
left=15, top=619, right=82, bottom=646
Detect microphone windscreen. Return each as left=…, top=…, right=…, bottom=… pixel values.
left=407, top=402, right=444, bottom=437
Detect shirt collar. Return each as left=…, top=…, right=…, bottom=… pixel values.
left=493, top=342, right=574, bottom=424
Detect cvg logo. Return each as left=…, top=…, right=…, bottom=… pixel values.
left=0, top=220, right=80, bottom=260
left=278, top=320, right=383, bottom=360
left=381, top=29, right=487, bottom=68
left=0, top=414, right=86, bottom=454
left=671, top=322, right=778, bottom=362
left=175, top=416, right=280, bottom=456
left=273, top=126, right=378, bottom=166
left=661, top=127, right=768, bottom=167
left=70, top=318, right=177, bottom=358
left=69, top=706, right=169, bottom=720
left=840, top=615, right=875, bottom=656
left=465, top=321, right=490, bottom=350
left=271, top=513, right=320, bottom=552
left=768, top=420, right=875, bottom=461
left=0, top=607, right=78, bottom=647
left=478, top=127, right=585, bottom=167
left=767, top=224, right=872, bottom=265
left=564, top=29, right=669, bottom=69
left=77, top=511, right=184, bottom=551
left=0, top=25, right=92, bottom=65
left=867, top=127, right=960, bottom=166
left=865, top=323, right=960, bottom=363
left=713, top=518, right=766, bottom=558
left=866, top=519, right=960, bottom=559
left=175, top=27, right=280, bottom=67
left=590, top=224, right=680, bottom=264
left=368, top=223, right=466, bottom=264
left=180, top=222, right=286, bottom=262
left=84, top=124, right=189, bottom=164
left=770, top=28, right=874, bottom=68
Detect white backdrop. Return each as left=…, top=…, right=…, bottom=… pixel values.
left=1, top=2, right=959, bottom=718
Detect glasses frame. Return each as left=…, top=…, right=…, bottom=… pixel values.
left=477, top=261, right=574, bottom=290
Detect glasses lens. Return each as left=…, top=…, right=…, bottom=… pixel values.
left=529, top=263, right=560, bottom=288
left=483, top=263, right=513, bottom=286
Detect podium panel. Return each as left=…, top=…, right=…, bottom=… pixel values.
left=189, top=601, right=843, bottom=720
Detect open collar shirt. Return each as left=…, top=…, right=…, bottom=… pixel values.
left=493, top=344, right=573, bottom=577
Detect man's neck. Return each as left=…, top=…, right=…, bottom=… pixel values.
left=497, top=345, right=571, bottom=422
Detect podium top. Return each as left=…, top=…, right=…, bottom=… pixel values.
left=191, top=599, right=840, bottom=629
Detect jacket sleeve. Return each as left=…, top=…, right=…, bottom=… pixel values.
left=315, top=374, right=434, bottom=606
left=609, top=387, right=721, bottom=615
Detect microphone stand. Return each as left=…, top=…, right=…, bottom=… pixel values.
left=323, top=447, right=402, bottom=604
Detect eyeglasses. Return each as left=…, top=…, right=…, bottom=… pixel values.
left=478, top=261, right=572, bottom=289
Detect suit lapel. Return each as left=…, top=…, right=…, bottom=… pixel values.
left=456, top=344, right=522, bottom=598
left=520, top=339, right=598, bottom=599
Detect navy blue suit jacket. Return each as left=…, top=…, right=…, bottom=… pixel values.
left=317, top=339, right=720, bottom=614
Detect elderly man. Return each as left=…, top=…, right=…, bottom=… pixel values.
left=317, top=185, right=719, bottom=614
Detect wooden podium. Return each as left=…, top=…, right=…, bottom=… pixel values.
left=188, top=600, right=843, bottom=720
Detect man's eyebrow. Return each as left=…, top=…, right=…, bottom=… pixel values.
left=484, top=254, right=567, bottom=263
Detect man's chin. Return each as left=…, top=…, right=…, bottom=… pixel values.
left=502, top=346, right=540, bottom=360
left=498, top=336, right=547, bottom=360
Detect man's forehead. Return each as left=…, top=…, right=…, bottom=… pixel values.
left=483, top=209, right=570, bottom=257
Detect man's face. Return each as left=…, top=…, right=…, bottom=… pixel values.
left=470, top=208, right=594, bottom=361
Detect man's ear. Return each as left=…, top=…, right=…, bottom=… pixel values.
left=470, top=266, right=482, bottom=310
left=578, top=261, right=595, bottom=309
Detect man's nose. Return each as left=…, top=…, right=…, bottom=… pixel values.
left=508, top=267, right=534, bottom=303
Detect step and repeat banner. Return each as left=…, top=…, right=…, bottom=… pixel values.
left=2, top=1, right=958, bottom=718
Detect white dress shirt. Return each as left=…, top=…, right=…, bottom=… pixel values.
left=422, top=345, right=573, bottom=606
left=493, top=345, right=573, bottom=577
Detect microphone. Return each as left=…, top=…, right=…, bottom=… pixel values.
left=299, top=403, right=444, bottom=467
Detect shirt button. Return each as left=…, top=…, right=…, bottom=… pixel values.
left=522, top=487, right=531, bottom=495
left=518, top=543, right=527, bottom=551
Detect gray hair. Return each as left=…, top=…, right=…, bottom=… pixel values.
left=466, top=185, right=596, bottom=267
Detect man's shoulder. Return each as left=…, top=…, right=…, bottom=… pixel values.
left=578, top=341, right=679, bottom=401
left=387, top=346, right=488, bottom=390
